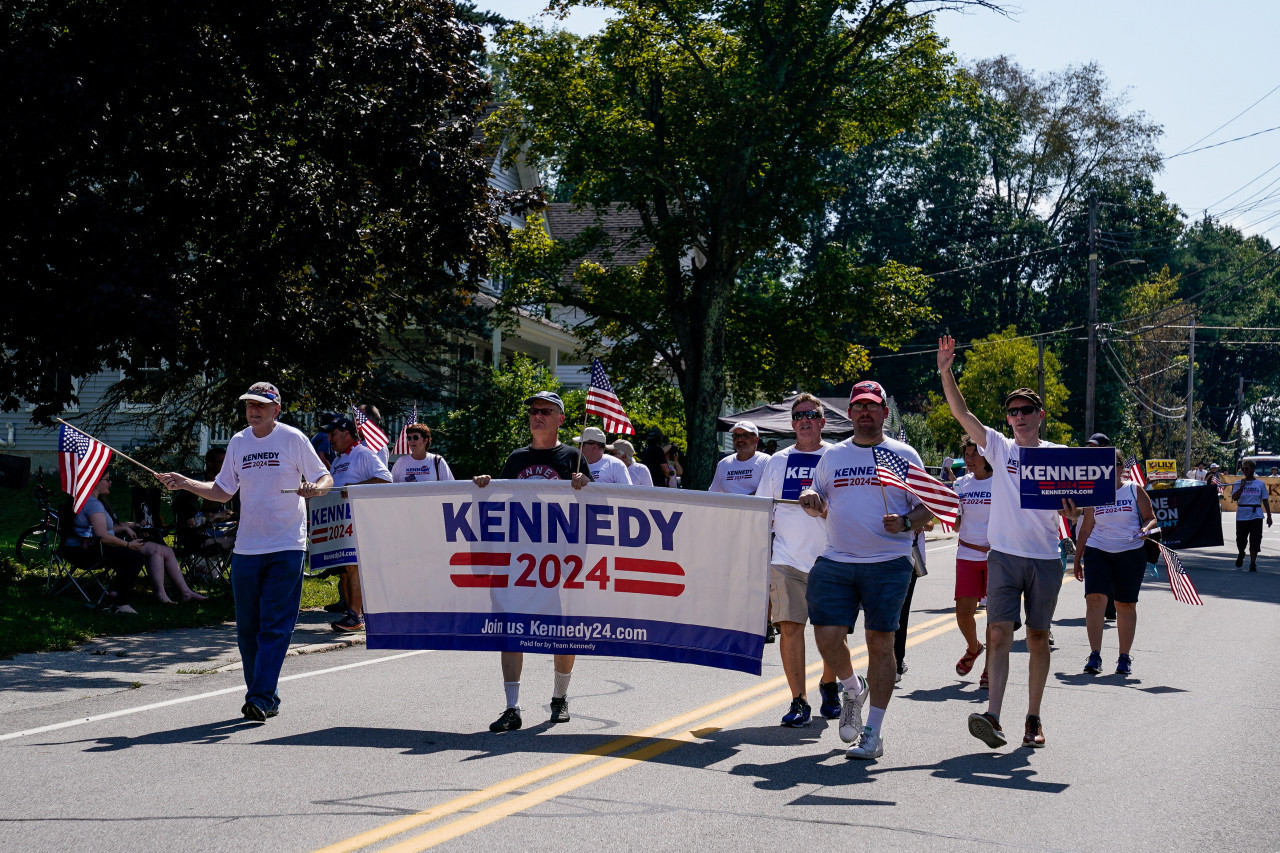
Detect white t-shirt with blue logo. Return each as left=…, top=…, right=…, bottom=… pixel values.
left=763, top=442, right=832, bottom=572
left=953, top=473, right=993, bottom=561
left=330, top=442, right=392, bottom=488
left=391, top=453, right=454, bottom=483
left=214, top=423, right=330, bottom=555
left=1088, top=482, right=1144, bottom=553
left=808, top=437, right=921, bottom=563
left=709, top=450, right=770, bottom=495
left=979, top=426, right=1064, bottom=561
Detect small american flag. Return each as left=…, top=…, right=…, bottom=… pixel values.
left=873, top=445, right=961, bottom=525
left=896, top=424, right=907, bottom=443
left=1126, top=454, right=1147, bottom=487
left=1156, top=540, right=1203, bottom=605
left=58, top=424, right=113, bottom=513
left=352, top=406, right=389, bottom=452
left=585, top=358, right=635, bottom=435
left=393, top=405, right=417, bottom=455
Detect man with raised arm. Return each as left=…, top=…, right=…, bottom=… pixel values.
left=473, top=391, right=591, bottom=732
left=936, top=337, right=1075, bottom=749
left=156, top=382, right=331, bottom=722
left=797, top=380, right=931, bottom=760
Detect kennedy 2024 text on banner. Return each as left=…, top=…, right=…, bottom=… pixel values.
left=343, top=481, right=773, bottom=675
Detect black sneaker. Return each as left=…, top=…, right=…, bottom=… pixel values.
left=549, top=696, right=570, bottom=724
left=1250, top=563, right=1258, bottom=572
left=241, top=702, right=267, bottom=723
left=1236, top=553, right=1245, bottom=567
left=490, top=707, right=522, bottom=732
left=1084, top=650, right=1103, bottom=674
left=780, top=697, right=812, bottom=727
left=323, top=602, right=347, bottom=613
left=764, top=622, right=777, bottom=644
left=818, top=681, right=841, bottom=719
left=331, top=613, right=365, bottom=633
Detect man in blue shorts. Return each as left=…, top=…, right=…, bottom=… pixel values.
left=798, top=380, right=931, bottom=760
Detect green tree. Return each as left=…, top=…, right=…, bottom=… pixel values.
left=926, top=327, right=1072, bottom=450
left=3, top=0, right=503, bottom=451
left=489, top=0, right=957, bottom=487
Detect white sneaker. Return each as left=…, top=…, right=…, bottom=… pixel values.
left=838, top=675, right=867, bottom=743
left=845, top=726, right=883, bottom=760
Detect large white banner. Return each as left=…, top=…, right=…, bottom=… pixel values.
left=345, top=481, right=773, bottom=674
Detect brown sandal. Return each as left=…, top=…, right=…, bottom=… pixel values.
left=956, top=644, right=984, bottom=676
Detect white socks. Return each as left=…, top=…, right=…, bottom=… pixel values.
left=503, top=681, right=520, bottom=709
left=553, top=670, right=573, bottom=699
left=866, top=705, right=885, bottom=735
left=840, top=674, right=864, bottom=696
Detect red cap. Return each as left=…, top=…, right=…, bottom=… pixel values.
left=849, top=380, right=886, bottom=406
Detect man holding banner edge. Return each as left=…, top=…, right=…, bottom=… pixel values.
left=937, top=337, right=1077, bottom=750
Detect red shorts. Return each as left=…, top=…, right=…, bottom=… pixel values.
left=955, top=557, right=988, bottom=600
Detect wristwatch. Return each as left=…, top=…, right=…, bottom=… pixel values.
left=902, top=515, right=913, bottom=532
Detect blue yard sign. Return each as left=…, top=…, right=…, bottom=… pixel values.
left=1018, top=447, right=1118, bottom=509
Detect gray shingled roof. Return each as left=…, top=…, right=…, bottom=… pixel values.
left=544, top=203, right=652, bottom=287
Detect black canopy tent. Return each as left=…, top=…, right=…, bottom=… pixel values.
left=716, top=395, right=854, bottom=438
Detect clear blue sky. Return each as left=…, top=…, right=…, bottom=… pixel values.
left=480, top=0, right=1280, bottom=239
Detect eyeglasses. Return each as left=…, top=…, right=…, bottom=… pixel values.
left=732, top=432, right=755, bottom=439
left=791, top=410, right=823, bottom=420
left=407, top=435, right=425, bottom=441
left=1007, top=405, right=1039, bottom=417
left=528, top=407, right=558, bottom=417
left=849, top=402, right=882, bottom=412
left=584, top=441, right=604, bottom=448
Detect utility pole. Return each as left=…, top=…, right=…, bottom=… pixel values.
left=1085, top=193, right=1099, bottom=438
left=1184, top=317, right=1196, bottom=474
left=1037, top=335, right=1047, bottom=440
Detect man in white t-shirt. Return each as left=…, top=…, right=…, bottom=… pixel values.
left=938, top=336, right=1076, bottom=750
left=157, top=382, right=331, bottom=722
left=573, top=426, right=632, bottom=484
left=321, top=415, right=392, bottom=633
left=761, top=393, right=838, bottom=728
left=798, top=380, right=931, bottom=760
left=710, top=421, right=769, bottom=494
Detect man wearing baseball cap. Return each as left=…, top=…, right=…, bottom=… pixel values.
left=320, top=415, right=392, bottom=634
left=797, top=379, right=932, bottom=760
left=157, top=382, right=331, bottom=722
left=710, top=421, right=770, bottom=494
left=573, top=426, right=632, bottom=484
left=473, top=389, right=592, bottom=732
left=937, top=337, right=1077, bottom=750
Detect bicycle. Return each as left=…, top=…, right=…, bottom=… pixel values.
left=15, top=469, right=60, bottom=582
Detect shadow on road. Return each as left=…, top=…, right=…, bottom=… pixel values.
left=56, top=717, right=261, bottom=751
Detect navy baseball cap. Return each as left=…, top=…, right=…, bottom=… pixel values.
left=524, top=391, right=565, bottom=413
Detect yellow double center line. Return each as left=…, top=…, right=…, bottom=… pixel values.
left=316, top=610, right=973, bottom=853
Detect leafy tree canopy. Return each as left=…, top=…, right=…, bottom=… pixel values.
left=3, top=0, right=504, bottom=450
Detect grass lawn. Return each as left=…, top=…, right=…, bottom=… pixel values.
left=0, top=472, right=341, bottom=658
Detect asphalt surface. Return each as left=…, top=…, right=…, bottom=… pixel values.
left=3, top=520, right=1278, bottom=852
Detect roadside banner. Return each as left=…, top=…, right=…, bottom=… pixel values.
left=345, top=481, right=773, bottom=674
left=1018, top=447, right=1118, bottom=509
left=1145, top=459, right=1178, bottom=482
left=1219, top=475, right=1280, bottom=512
left=1148, top=485, right=1223, bottom=549
left=307, top=490, right=357, bottom=572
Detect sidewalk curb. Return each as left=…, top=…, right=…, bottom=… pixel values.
left=210, top=633, right=367, bottom=673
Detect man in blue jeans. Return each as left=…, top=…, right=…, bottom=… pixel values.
left=798, top=380, right=930, bottom=761
left=158, top=382, right=331, bottom=722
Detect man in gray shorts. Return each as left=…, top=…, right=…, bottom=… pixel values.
left=938, top=337, right=1076, bottom=749
left=761, top=393, right=838, bottom=727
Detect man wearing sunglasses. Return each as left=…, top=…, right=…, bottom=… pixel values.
left=761, top=394, right=840, bottom=728
left=473, top=390, right=591, bottom=733
left=797, top=380, right=932, bottom=760
left=573, top=426, right=632, bottom=484
left=937, top=335, right=1076, bottom=750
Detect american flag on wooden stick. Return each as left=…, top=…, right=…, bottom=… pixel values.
left=58, top=423, right=113, bottom=513
left=393, top=405, right=417, bottom=455
left=872, top=445, right=961, bottom=525
left=1156, top=540, right=1203, bottom=605
left=1125, top=454, right=1147, bottom=487
left=585, top=358, right=635, bottom=435
left=352, top=406, right=389, bottom=452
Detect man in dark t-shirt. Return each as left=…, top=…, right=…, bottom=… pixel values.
left=640, top=429, right=671, bottom=487
left=473, top=390, right=592, bottom=733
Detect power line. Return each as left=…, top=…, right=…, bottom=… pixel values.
left=1166, top=82, right=1280, bottom=158
left=1163, top=125, right=1280, bottom=161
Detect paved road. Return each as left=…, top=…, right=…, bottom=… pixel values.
left=3, top=521, right=1279, bottom=852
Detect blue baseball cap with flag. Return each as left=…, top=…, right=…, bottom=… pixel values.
left=239, top=382, right=281, bottom=405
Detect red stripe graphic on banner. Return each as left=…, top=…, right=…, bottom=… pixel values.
left=614, top=558, right=684, bottom=576
left=449, top=553, right=512, bottom=566
left=614, top=578, right=685, bottom=597
left=450, top=574, right=510, bottom=588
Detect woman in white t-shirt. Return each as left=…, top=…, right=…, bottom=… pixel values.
left=1230, top=460, right=1273, bottom=571
left=1072, top=450, right=1158, bottom=676
left=390, top=423, right=455, bottom=483
left=952, top=437, right=993, bottom=685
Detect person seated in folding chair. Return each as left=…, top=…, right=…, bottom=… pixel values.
left=175, top=448, right=239, bottom=577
